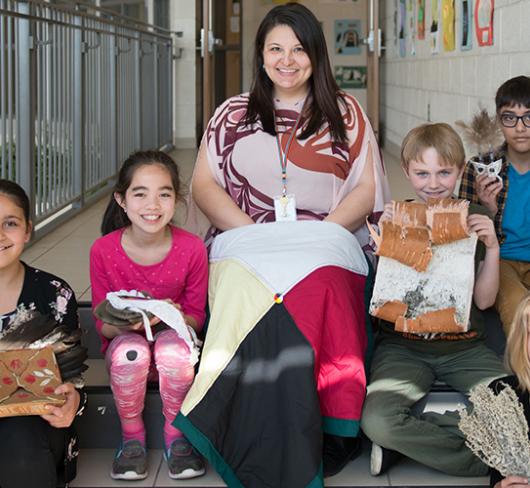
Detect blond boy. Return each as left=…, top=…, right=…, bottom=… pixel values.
left=361, top=123, right=506, bottom=477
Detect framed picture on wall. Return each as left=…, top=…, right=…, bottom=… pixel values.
left=460, top=0, right=473, bottom=50
left=475, top=0, right=494, bottom=46
left=442, top=0, right=455, bottom=51
left=430, top=0, right=440, bottom=54
left=335, top=19, right=362, bottom=55
left=417, top=0, right=426, bottom=40
left=334, top=66, right=367, bottom=89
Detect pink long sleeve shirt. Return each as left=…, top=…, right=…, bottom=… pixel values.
left=89, top=225, right=208, bottom=353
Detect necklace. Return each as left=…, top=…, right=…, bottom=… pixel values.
left=273, top=99, right=306, bottom=215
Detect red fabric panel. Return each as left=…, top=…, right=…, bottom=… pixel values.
left=283, top=266, right=367, bottom=422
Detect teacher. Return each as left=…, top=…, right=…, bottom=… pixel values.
left=176, top=3, right=390, bottom=486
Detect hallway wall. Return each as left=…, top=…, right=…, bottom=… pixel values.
left=169, top=0, right=197, bottom=148
left=381, top=0, right=530, bottom=154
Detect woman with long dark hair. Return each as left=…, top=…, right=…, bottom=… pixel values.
left=177, top=3, right=390, bottom=486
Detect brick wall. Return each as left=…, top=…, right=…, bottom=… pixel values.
left=381, top=0, right=530, bottom=153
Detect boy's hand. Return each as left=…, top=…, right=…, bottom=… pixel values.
left=379, top=202, right=394, bottom=223
left=467, top=214, right=499, bottom=249
left=41, top=383, right=80, bottom=428
left=475, top=173, right=502, bottom=215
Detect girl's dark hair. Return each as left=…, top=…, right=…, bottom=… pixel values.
left=495, top=75, right=530, bottom=111
left=243, top=2, right=347, bottom=143
left=0, top=178, right=31, bottom=224
left=101, top=151, right=182, bottom=235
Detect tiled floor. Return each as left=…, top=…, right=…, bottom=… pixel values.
left=22, top=148, right=489, bottom=487
left=71, top=447, right=488, bottom=487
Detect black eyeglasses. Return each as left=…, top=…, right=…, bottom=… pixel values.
left=499, top=113, right=530, bottom=128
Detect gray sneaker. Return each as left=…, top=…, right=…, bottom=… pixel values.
left=111, top=440, right=148, bottom=480
left=166, top=438, right=205, bottom=479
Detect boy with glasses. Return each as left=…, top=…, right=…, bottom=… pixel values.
left=459, top=76, right=530, bottom=334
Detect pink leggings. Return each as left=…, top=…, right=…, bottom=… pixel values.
left=106, top=330, right=195, bottom=447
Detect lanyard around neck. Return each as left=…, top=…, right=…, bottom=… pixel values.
left=274, top=101, right=306, bottom=196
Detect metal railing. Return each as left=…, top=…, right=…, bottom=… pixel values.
left=0, top=0, right=175, bottom=238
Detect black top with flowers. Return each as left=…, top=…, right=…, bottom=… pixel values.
left=0, top=262, right=78, bottom=335
left=0, top=263, right=82, bottom=484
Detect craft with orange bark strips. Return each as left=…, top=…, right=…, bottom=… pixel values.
left=368, top=199, right=470, bottom=272
left=0, top=347, right=65, bottom=417
left=369, top=199, right=476, bottom=335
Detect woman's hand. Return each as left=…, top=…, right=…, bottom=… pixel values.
left=494, top=476, right=529, bottom=487
left=475, top=173, right=502, bottom=215
left=467, top=213, right=499, bottom=249
left=41, top=383, right=80, bottom=428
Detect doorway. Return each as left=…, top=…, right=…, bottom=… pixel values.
left=197, top=0, right=242, bottom=136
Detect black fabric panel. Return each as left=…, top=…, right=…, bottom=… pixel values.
left=188, top=303, right=321, bottom=488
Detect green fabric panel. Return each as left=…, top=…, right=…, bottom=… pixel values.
left=322, top=416, right=360, bottom=437
left=174, top=412, right=243, bottom=488
left=306, top=465, right=324, bottom=488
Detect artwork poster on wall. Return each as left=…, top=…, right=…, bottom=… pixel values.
left=460, top=0, right=473, bottom=50
left=394, top=0, right=399, bottom=47
left=399, top=0, right=406, bottom=57
left=334, top=19, right=362, bottom=55
left=417, top=0, right=426, bottom=40
left=409, top=0, right=417, bottom=56
left=475, top=0, right=494, bottom=46
left=334, top=66, right=367, bottom=89
left=430, top=0, right=440, bottom=54
left=442, top=0, right=455, bottom=51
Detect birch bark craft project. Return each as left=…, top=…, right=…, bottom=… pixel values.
left=369, top=199, right=477, bottom=334
left=0, top=347, right=65, bottom=417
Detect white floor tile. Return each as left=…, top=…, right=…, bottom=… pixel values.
left=71, top=448, right=163, bottom=487
left=326, top=450, right=391, bottom=486
left=387, top=458, right=489, bottom=486
left=154, top=461, right=226, bottom=487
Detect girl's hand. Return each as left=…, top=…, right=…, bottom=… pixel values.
left=41, top=383, right=80, bottom=428
left=379, top=202, right=394, bottom=223
left=128, top=314, right=161, bottom=331
left=475, top=173, right=502, bottom=215
left=467, top=213, right=499, bottom=249
left=494, top=475, right=529, bottom=487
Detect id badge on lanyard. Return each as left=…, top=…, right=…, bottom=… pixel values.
left=274, top=103, right=305, bottom=222
left=274, top=193, right=297, bottom=221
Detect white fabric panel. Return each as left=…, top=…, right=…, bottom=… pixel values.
left=210, top=221, right=368, bottom=294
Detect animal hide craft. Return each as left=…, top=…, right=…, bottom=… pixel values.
left=0, top=347, right=65, bottom=417
left=369, top=199, right=477, bottom=334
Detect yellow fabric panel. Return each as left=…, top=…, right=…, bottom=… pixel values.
left=181, top=259, right=274, bottom=414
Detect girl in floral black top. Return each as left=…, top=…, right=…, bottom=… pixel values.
left=0, top=179, right=85, bottom=488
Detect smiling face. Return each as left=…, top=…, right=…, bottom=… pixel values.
left=0, top=193, right=31, bottom=273
left=498, top=104, right=530, bottom=160
left=262, top=24, right=312, bottom=102
left=404, top=147, right=463, bottom=202
left=116, top=163, right=177, bottom=238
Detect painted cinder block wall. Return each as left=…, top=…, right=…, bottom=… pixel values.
left=381, top=0, right=530, bottom=155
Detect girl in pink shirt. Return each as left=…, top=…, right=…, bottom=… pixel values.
left=89, top=151, right=207, bottom=481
